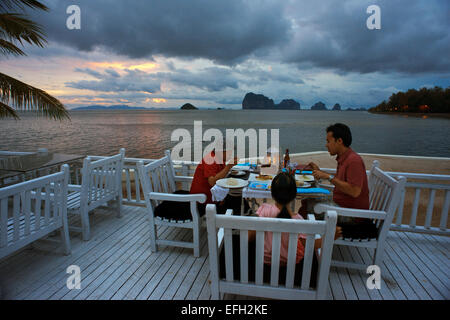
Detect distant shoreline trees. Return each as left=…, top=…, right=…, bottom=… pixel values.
left=369, top=86, right=450, bottom=113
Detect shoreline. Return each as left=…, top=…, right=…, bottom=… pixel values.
left=369, top=111, right=450, bottom=119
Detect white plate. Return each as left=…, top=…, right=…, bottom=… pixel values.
left=296, top=182, right=311, bottom=188
left=295, top=174, right=315, bottom=182
left=248, top=173, right=273, bottom=183
left=232, top=165, right=250, bottom=171
left=216, top=178, right=248, bottom=189
left=229, top=170, right=246, bottom=176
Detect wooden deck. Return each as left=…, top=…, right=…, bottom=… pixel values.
left=0, top=205, right=448, bottom=300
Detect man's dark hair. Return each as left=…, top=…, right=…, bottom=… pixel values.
left=326, top=123, right=352, bottom=147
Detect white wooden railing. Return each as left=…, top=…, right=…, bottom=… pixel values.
left=83, top=156, right=449, bottom=236
left=87, top=156, right=198, bottom=207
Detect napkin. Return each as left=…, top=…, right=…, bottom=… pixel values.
left=211, top=185, right=229, bottom=202
left=295, top=170, right=313, bottom=174
left=297, top=187, right=330, bottom=194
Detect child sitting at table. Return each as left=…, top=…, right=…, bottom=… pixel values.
left=249, top=172, right=341, bottom=286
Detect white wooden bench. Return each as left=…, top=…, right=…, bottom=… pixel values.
left=206, top=204, right=337, bottom=300
left=314, top=162, right=406, bottom=271
left=67, top=149, right=125, bottom=241
left=0, top=165, right=71, bottom=260
left=137, top=150, right=206, bottom=257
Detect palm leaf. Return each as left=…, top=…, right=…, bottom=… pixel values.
left=0, top=13, right=47, bottom=52
left=0, top=72, right=70, bottom=120
left=0, top=38, right=25, bottom=55
left=0, top=101, right=19, bottom=119
left=0, top=0, right=48, bottom=12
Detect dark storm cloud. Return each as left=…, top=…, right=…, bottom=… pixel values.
left=67, top=69, right=161, bottom=93
left=30, top=0, right=291, bottom=64
left=283, top=0, right=450, bottom=74
left=30, top=0, right=449, bottom=75
left=67, top=66, right=242, bottom=93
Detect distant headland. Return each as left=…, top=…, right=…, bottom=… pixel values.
left=369, top=86, right=449, bottom=115
left=242, top=92, right=300, bottom=110
left=180, top=103, right=198, bottom=110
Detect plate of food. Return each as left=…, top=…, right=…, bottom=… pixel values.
left=296, top=181, right=311, bottom=188
left=229, top=170, right=246, bottom=177
left=295, top=174, right=315, bottom=182
left=255, top=174, right=273, bottom=181
left=216, top=178, right=248, bottom=189
left=231, top=165, right=250, bottom=171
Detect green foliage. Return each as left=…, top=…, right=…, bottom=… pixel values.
left=0, top=0, right=69, bottom=120
left=369, top=86, right=450, bottom=113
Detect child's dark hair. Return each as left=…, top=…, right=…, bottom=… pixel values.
left=271, top=172, right=297, bottom=219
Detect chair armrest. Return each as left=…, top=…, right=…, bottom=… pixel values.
left=173, top=176, right=193, bottom=183
left=68, top=184, right=82, bottom=192
left=314, top=203, right=387, bottom=220
left=148, top=192, right=206, bottom=203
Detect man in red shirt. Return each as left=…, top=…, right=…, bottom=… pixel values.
left=190, top=150, right=234, bottom=204
left=190, top=149, right=248, bottom=215
left=303, top=123, right=376, bottom=239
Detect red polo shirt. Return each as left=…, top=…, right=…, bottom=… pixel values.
left=333, top=148, right=370, bottom=210
left=190, top=152, right=225, bottom=204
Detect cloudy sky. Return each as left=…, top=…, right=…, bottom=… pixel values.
left=1, top=0, right=449, bottom=109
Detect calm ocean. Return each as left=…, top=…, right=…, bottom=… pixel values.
left=1, top=110, right=449, bottom=159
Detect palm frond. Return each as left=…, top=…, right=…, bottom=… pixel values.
left=0, top=0, right=48, bottom=13
left=0, top=38, right=25, bottom=55
left=0, top=13, right=46, bottom=52
left=0, top=101, right=19, bottom=119
left=0, top=72, right=70, bottom=120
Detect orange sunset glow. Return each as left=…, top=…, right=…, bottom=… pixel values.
left=152, top=98, right=167, bottom=103
left=87, top=61, right=158, bottom=71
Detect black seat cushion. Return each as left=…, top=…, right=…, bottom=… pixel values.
left=153, top=190, right=193, bottom=221
left=341, top=220, right=379, bottom=240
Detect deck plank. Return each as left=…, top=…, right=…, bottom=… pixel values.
left=108, top=228, right=181, bottom=300
left=387, top=235, right=446, bottom=300
left=397, top=232, right=449, bottom=288
left=14, top=207, right=144, bottom=300
left=1, top=205, right=448, bottom=300
left=402, top=232, right=450, bottom=276
left=160, top=234, right=208, bottom=300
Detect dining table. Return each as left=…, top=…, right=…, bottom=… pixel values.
left=222, top=164, right=333, bottom=215
left=0, top=150, right=85, bottom=187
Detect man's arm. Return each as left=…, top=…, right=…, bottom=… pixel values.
left=207, top=164, right=234, bottom=186
left=313, top=170, right=362, bottom=198
left=206, top=156, right=238, bottom=186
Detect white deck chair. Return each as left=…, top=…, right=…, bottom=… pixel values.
left=137, top=150, right=206, bottom=257
left=314, top=162, right=406, bottom=270
left=206, top=204, right=337, bottom=300
left=1, top=165, right=71, bottom=259
left=67, top=149, right=125, bottom=241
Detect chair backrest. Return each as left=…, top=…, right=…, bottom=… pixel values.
left=0, top=165, right=70, bottom=256
left=136, top=150, right=176, bottom=208
left=368, top=163, right=406, bottom=236
left=206, top=204, right=337, bottom=300
left=80, top=148, right=125, bottom=208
